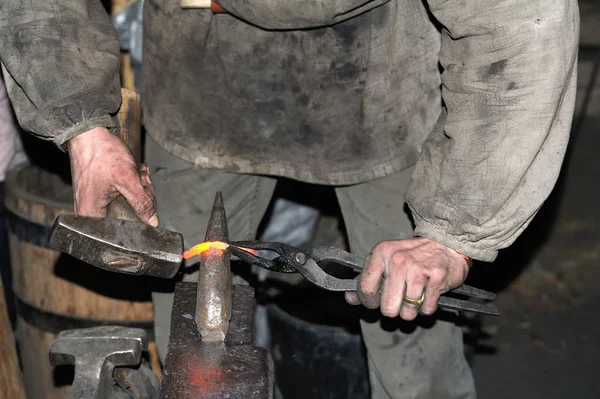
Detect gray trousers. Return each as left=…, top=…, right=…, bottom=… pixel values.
left=146, top=136, right=476, bottom=399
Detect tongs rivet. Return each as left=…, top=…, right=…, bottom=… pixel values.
left=294, top=252, right=307, bottom=265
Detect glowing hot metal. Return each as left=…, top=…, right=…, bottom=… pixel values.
left=183, top=241, right=258, bottom=260
left=183, top=241, right=229, bottom=259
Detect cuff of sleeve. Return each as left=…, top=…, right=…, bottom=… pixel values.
left=414, top=222, right=499, bottom=262
left=53, top=115, right=118, bottom=152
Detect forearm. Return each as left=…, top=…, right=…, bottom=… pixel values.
left=216, top=0, right=388, bottom=29
left=406, top=0, right=579, bottom=261
left=0, top=0, right=122, bottom=147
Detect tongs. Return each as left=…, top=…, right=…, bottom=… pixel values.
left=228, top=241, right=500, bottom=316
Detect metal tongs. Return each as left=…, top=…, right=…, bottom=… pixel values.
left=228, top=241, right=500, bottom=316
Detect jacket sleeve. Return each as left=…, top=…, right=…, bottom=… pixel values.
left=406, top=0, right=579, bottom=262
left=215, top=0, right=388, bottom=30
left=0, top=0, right=122, bottom=147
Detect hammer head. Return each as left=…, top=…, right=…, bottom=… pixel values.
left=49, top=214, right=183, bottom=279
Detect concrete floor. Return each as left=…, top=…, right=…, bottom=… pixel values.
left=470, top=3, right=600, bottom=397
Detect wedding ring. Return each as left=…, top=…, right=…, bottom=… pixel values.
left=402, top=292, right=425, bottom=307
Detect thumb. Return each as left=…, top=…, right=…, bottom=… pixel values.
left=117, top=178, right=159, bottom=227
left=345, top=275, right=362, bottom=305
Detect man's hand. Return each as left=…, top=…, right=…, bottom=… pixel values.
left=67, top=127, right=158, bottom=226
left=345, top=238, right=470, bottom=320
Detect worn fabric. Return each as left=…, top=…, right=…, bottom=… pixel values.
left=142, top=0, right=439, bottom=186
left=147, top=136, right=474, bottom=398
left=406, top=0, right=580, bottom=261
left=0, top=0, right=579, bottom=259
left=0, top=0, right=121, bottom=146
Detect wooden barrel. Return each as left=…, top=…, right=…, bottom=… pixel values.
left=0, top=277, right=26, bottom=399
left=4, top=162, right=159, bottom=399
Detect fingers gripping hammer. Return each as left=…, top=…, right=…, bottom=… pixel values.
left=109, top=88, right=144, bottom=222
left=49, top=89, right=184, bottom=278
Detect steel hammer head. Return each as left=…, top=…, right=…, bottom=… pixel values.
left=49, top=214, right=183, bottom=278
left=49, top=326, right=148, bottom=399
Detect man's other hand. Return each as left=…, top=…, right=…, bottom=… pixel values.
left=67, top=127, right=158, bottom=227
left=345, top=238, right=470, bottom=320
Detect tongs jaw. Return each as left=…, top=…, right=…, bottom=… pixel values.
left=229, top=241, right=356, bottom=290
left=228, top=241, right=501, bottom=316
left=227, top=242, right=296, bottom=273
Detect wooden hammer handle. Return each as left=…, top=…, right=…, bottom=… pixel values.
left=107, top=88, right=143, bottom=221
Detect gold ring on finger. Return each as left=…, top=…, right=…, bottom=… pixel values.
left=402, top=292, right=425, bottom=307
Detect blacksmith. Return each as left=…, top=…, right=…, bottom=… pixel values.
left=0, top=0, right=579, bottom=397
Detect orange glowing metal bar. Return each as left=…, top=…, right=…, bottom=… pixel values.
left=183, top=241, right=259, bottom=260
left=183, top=241, right=228, bottom=259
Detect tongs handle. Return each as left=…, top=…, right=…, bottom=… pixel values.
left=438, top=297, right=501, bottom=316
left=308, top=246, right=496, bottom=301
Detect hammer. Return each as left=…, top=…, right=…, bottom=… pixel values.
left=49, top=89, right=184, bottom=278
left=49, top=326, right=159, bottom=399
